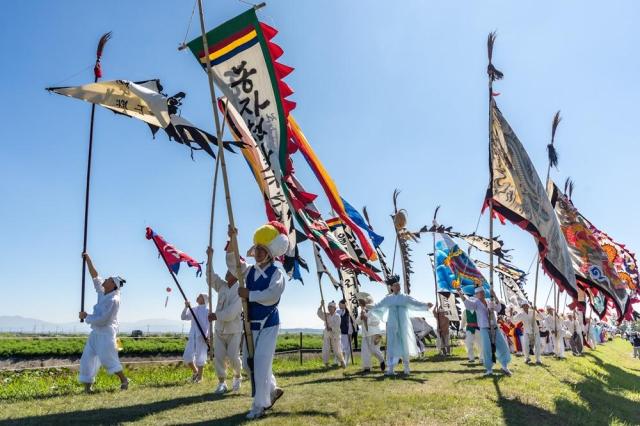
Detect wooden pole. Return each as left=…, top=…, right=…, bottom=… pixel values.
left=205, top=98, right=229, bottom=361
left=79, top=32, right=111, bottom=322
left=299, top=331, right=303, bottom=365
left=206, top=154, right=220, bottom=360
left=195, top=0, right=255, bottom=394
left=487, top=33, right=497, bottom=363
left=430, top=217, right=444, bottom=355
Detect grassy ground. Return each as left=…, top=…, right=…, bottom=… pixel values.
left=0, top=333, right=323, bottom=358
left=0, top=338, right=638, bottom=425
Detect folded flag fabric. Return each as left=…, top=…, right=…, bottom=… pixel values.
left=145, top=227, right=202, bottom=276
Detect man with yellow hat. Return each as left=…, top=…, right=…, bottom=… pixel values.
left=227, top=222, right=288, bottom=420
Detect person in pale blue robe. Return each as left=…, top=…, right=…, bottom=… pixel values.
left=370, top=276, right=430, bottom=376
left=458, top=286, right=512, bottom=376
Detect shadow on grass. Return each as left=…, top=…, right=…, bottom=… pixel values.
left=0, top=393, right=241, bottom=426
left=276, top=365, right=336, bottom=378
left=184, top=409, right=339, bottom=425
left=490, top=350, right=640, bottom=426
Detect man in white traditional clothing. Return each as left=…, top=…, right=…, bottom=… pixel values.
left=78, top=253, right=129, bottom=392
left=318, top=301, right=346, bottom=368
left=458, top=286, right=512, bottom=376
left=337, top=299, right=354, bottom=365
left=228, top=222, right=288, bottom=420
left=370, top=276, right=430, bottom=376
left=207, top=247, right=243, bottom=394
left=564, top=312, right=584, bottom=356
left=512, top=300, right=542, bottom=365
left=461, top=305, right=483, bottom=363
left=410, top=316, right=432, bottom=356
left=355, top=292, right=385, bottom=372
left=181, top=294, right=210, bottom=383
left=545, top=306, right=565, bottom=358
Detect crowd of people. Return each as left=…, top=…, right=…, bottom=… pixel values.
left=76, top=222, right=629, bottom=420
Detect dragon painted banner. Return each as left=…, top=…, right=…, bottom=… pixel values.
left=589, top=225, right=639, bottom=297
left=548, top=180, right=629, bottom=319
left=434, top=233, right=490, bottom=297
left=486, top=99, right=577, bottom=298
left=187, top=9, right=295, bottom=178
left=220, top=98, right=307, bottom=280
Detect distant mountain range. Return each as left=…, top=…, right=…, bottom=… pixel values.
left=0, top=316, right=322, bottom=335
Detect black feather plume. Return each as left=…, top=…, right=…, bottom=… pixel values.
left=487, top=32, right=504, bottom=81
left=392, top=189, right=400, bottom=214
left=96, top=31, right=112, bottom=59
left=547, top=110, right=561, bottom=169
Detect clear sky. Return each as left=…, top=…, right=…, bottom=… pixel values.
left=1, top=1, right=639, bottom=329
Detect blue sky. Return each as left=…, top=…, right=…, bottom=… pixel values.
left=1, top=1, right=639, bottom=329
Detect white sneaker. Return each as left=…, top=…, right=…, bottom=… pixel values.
left=384, top=370, right=396, bottom=376
left=232, top=377, right=242, bottom=392
left=484, top=370, right=493, bottom=376
left=502, top=367, right=512, bottom=377
left=246, top=407, right=265, bottom=420
left=214, top=382, right=228, bottom=394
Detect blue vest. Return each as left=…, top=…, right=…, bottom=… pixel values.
left=247, top=264, right=280, bottom=330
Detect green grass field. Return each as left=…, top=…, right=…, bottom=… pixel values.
left=0, top=333, right=323, bottom=358
left=0, top=338, right=638, bottom=425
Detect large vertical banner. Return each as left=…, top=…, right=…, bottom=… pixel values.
left=548, top=180, right=629, bottom=318
left=486, top=100, right=577, bottom=298
left=188, top=9, right=295, bottom=179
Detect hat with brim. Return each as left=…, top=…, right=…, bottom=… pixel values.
left=355, top=291, right=374, bottom=306
left=110, top=276, right=126, bottom=288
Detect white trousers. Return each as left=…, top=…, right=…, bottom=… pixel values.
left=551, top=333, right=565, bottom=358
left=340, top=334, right=352, bottom=364
left=521, top=332, right=541, bottom=362
left=183, top=335, right=208, bottom=367
left=214, top=331, right=242, bottom=380
left=79, top=331, right=122, bottom=384
left=464, top=330, right=482, bottom=361
left=243, top=325, right=278, bottom=410
left=361, top=335, right=384, bottom=369
left=322, top=334, right=344, bottom=365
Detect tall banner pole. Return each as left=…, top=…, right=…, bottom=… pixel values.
left=196, top=0, right=256, bottom=395
left=534, top=111, right=561, bottom=338
left=79, top=32, right=111, bottom=322
left=206, top=154, right=220, bottom=360
left=430, top=206, right=445, bottom=355
left=487, top=32, right=499, bottom=363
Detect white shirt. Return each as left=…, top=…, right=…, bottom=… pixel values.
left=513, top=310, right=540, bottom=334
left=462, top=297, right=500, bottom=329
left=181, top=304, right=210, bottom=340
left=86, top=277, right=120, bottom=334
left=226, top=252, right=285, bottom=307
left=356, top=308, right=383, bottom=337
left=564, top=318, right=581, bottom=335
left=317, top=307, right=341, bottom=338
left=207, top=269, right=243, bottom=334
left=544, top=313, right=562, bottom=334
